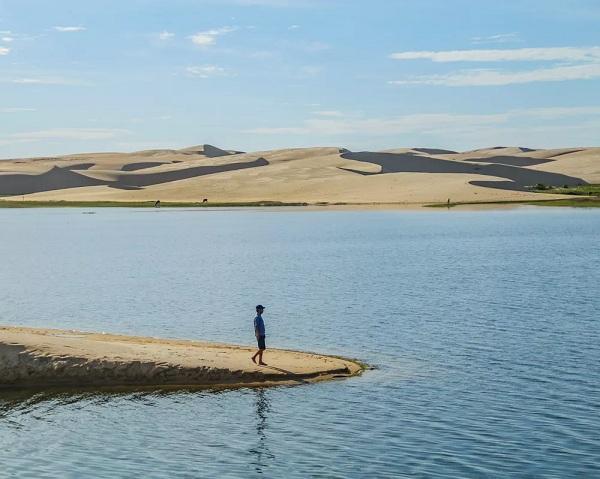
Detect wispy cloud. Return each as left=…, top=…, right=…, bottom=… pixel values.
left=298, top=65, right=323, bottom=78
left=8, top=128, right=129, bottom=141
left=190, top=26, right=237, bottom=47
left=158, top=30, right=175, bottom=41
left=389, top=63, right=600, bottom=86
left=7, top=77, right=77, bottom=85
left=186, top=65, right=230, bottom=78
left=53, top=26, right=86, bottom=32
left=0, top=128, right=130, bottom=148
left=0, top=107, right=36, bottom=113
left=288, top=24, right=300, bottom=30
left=247, top=126, right=308, bottom=134
left=231, top=0, right=317, bottom=6
left=313, top=110, right=344, bottom=117
left=2, top=36, right=13, bottom=43
left=303, top=41, right=330, bottom=52
left=390, top=46, right=600, bottom=62
left=471, top=33, right=521, bottom=45
left=244, top=106, right=600, bottom=136
left=0, top=46, right=9, bottom=55
left=389, top=46, right=600, bottom=87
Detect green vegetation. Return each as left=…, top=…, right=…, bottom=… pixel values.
left=426, top=197, right=600, bottom=208
left=426, top=183, right=600, bottom=208
left=0, top=200, right=309, bottom=208
left=532, top=184, right=600, bottom=196
left=525, top=197, right=600, bottom=207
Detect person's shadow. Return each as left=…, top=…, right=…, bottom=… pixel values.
left=248, top=389, right=275, bottom=474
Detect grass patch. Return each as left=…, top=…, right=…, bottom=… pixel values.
left=0, top=200, right=309, bottom=209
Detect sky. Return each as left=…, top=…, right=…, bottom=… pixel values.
left=1, top=0, right=599, bottom=158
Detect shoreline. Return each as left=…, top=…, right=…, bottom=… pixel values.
left=1, top=197, right=599, bottom=210
left=0, top=326, right=365, bottom=391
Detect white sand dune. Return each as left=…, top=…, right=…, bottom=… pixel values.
left=0, top=144, right=597, bottom=205
left=0, top=326, right=363, bottom=390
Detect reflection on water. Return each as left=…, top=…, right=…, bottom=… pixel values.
left=249, top=389, right=274, bottom=474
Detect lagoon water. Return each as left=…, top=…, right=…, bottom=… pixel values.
left=0, top=207, right=599, bottom=478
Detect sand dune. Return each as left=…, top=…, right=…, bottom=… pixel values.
left=0, top=326, right=363, bottom=390
left=0, top=144, right=597, bottom=204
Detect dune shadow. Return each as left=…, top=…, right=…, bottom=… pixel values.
left=111, top=157, right=269, bottom=189
left=340, top=151, right=586, bottom=191
left=62, top=163, right=96, bottom=171
left=463, top=155, right=553, bottom=167
left=0, top=158, right=270, bottom=196
left=121, top=162, right=168, bottom=171
left=412, top=147, right=458, bottom=155
left=107, top=184, right=145, bottom=190
left=0, top=166, right=107, bottom=196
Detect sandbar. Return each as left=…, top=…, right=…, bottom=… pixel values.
left=0, top=326, right=364, bottom=390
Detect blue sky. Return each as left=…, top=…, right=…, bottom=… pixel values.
left=1, top=0, right=599, bottom=158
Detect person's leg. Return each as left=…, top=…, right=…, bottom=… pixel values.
left=258, top=349, right=266, bottom=365
left=251, top=349, right=259, bottom=363
left=258, top=336, right=267, bottom=365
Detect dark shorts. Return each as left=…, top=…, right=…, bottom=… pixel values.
left=257, top=335, right=266, bottom=350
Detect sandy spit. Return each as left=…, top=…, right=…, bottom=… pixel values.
left=0, top=326, right=364, bottom=390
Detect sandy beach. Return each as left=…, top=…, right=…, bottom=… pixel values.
left=1, top=145, right=597, bottom=206
left=0, top=326, right=364, bottom=390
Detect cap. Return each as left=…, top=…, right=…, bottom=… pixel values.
left=256, top=304, right=265, bottom=310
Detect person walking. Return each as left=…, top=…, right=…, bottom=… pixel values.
left=251, top=305, right=267, bottom=365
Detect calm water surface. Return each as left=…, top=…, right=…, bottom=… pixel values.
left=0, top=207, right=599, bottom=478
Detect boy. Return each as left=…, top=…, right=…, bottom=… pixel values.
left=251, top=305, right=267, bottom=365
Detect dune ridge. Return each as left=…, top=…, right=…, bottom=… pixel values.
left=1, top=144, right=598, bottom=205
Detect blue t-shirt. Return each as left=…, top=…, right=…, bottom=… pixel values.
left=254, top=315, right=266, bottom=336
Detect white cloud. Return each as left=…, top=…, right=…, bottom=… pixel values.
left=158, top=30, right=175, bottom=41
left=388, top=63, right=600, bottom=86
left=313, top=110, right=344, bottom=117
left=390, top=46, right=600, bottom=62
left=2, top=36, right=13, bottom=43
left=190, top=26, right=236, bottom=47
left=288, top=24, right=300, bottom=30
left=471, top=33, right=521, bottom=45
left=1, top=107, right=36, bottom=113
left=53, top=26, right=86, bottom=32
left=186, top=65, right=229, bottom=78
left=0, top=46, right=9, bottom=55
